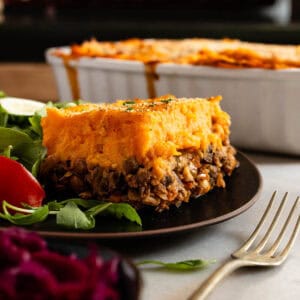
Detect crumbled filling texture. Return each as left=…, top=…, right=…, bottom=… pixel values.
left=40, top=144, right=238, bottom=211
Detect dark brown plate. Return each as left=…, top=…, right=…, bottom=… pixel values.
left=0, top=152, right=261, bottom=238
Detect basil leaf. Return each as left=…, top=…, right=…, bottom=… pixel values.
left=0, top=205, right=49, bottom=226
left=56, top=201, right=95, bottom=230
left=137, top=259, right=215, bottom=271
left=101, top=203, right=142, bottom=226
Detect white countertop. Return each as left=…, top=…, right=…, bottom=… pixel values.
left=133, top=152, right=300, bottom=300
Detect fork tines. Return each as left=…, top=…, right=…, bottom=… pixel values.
left=233, top=191, right=300, bottom=262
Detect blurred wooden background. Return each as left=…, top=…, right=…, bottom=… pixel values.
left=0, top=63, right=58, bottom=101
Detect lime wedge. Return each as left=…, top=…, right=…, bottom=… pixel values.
left=0, top=97, right=46, bottom=116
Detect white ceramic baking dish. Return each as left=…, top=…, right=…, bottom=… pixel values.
left=46, top=47, right=300, bottom=155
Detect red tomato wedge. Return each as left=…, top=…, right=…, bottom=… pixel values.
left=0, top=156, right=45, bottom=208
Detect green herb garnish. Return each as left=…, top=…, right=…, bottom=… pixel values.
left=160, top=98, right=173, bottom=104
left=123, top=101, right=136, bottom=105
left=137, top=259, right=215, bottom=271
left=126, top=107, right=134, bottom=111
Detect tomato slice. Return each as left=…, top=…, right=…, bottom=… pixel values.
left=0, top=156, right=45, bottom=208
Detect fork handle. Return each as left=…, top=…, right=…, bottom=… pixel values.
left=188, top=259, right=251, bottom=300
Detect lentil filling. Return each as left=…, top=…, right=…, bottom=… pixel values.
left=40, top=144, right=238, bottom=211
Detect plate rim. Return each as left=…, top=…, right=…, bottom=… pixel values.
left=0, top=151, right=262, bottom=239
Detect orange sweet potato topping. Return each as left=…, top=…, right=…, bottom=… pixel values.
left=41, top=95, right=230, bottom=170
left=54, top=38, right=300, bottom=69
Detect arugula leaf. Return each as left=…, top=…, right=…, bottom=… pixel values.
left=17, top=140, right=46, bottom=173
left=0, top=197, right=142, bottom=230
left=1, top=201, right=49, bottom=225
left=1, top=145, right=13, bottom=159
left=0, top=105, right=8, bottom=127
left=59, top=198, right=103, bottom=209
left=47, top=198, right=108, bottom=210
left=55, top=200, right=141, bottom=229
left=29, top=113, right=44, bottom=137
left=137, top=259, right=215, bottom=271
left=31, top=155, right=45, bottom=178
left=0, top=113, right=8, bottom=127
left=46, top=200, right=64, bottom=211
left=85, top=202, right=112, bottom=216
left=56, top=201, right=95, bottom=230
left=101, top=203, right=142, bottom=226
left=0, top=127, right=33, bottom=149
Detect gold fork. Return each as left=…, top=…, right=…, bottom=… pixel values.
left=188, top=191, right=300, bottom=300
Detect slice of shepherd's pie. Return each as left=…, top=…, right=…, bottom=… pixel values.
left=40, top=95, right=238, bottom=211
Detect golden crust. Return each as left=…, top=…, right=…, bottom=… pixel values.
left=55, top=38, right=300, bottom=69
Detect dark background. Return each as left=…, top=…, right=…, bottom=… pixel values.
left=1, top=0, right=300, bottom=62
left=0, top=0, right=299, bottom=100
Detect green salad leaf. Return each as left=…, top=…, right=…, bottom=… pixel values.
left=0, top=198, right=142, bottom=230
left=0, top=105, right=8, bottom=127
left=1, top=145, right=14, bottom=159
left=0, top=99, right=75, bottom=174
left=0, top=201, right=49, bottom=226
left=102, top=203, right=142, bottom=226
left=28, top=111, right=45, bottom=137
left=57, top=198, right=102, bottom=209
left=0, top=100, right=46, bottom=174
left=56, top=201, right=95, bottom=230
left=0, top=127, right=45, bottom=173
left=0, top=127, right=33, bottom=148
left=137, top=259, right=216, bottom=271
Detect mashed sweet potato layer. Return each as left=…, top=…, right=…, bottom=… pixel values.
left=42, top=95, right=229, bottom=172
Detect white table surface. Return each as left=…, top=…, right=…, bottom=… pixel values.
left=130, top=152, right=300, bottom=300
